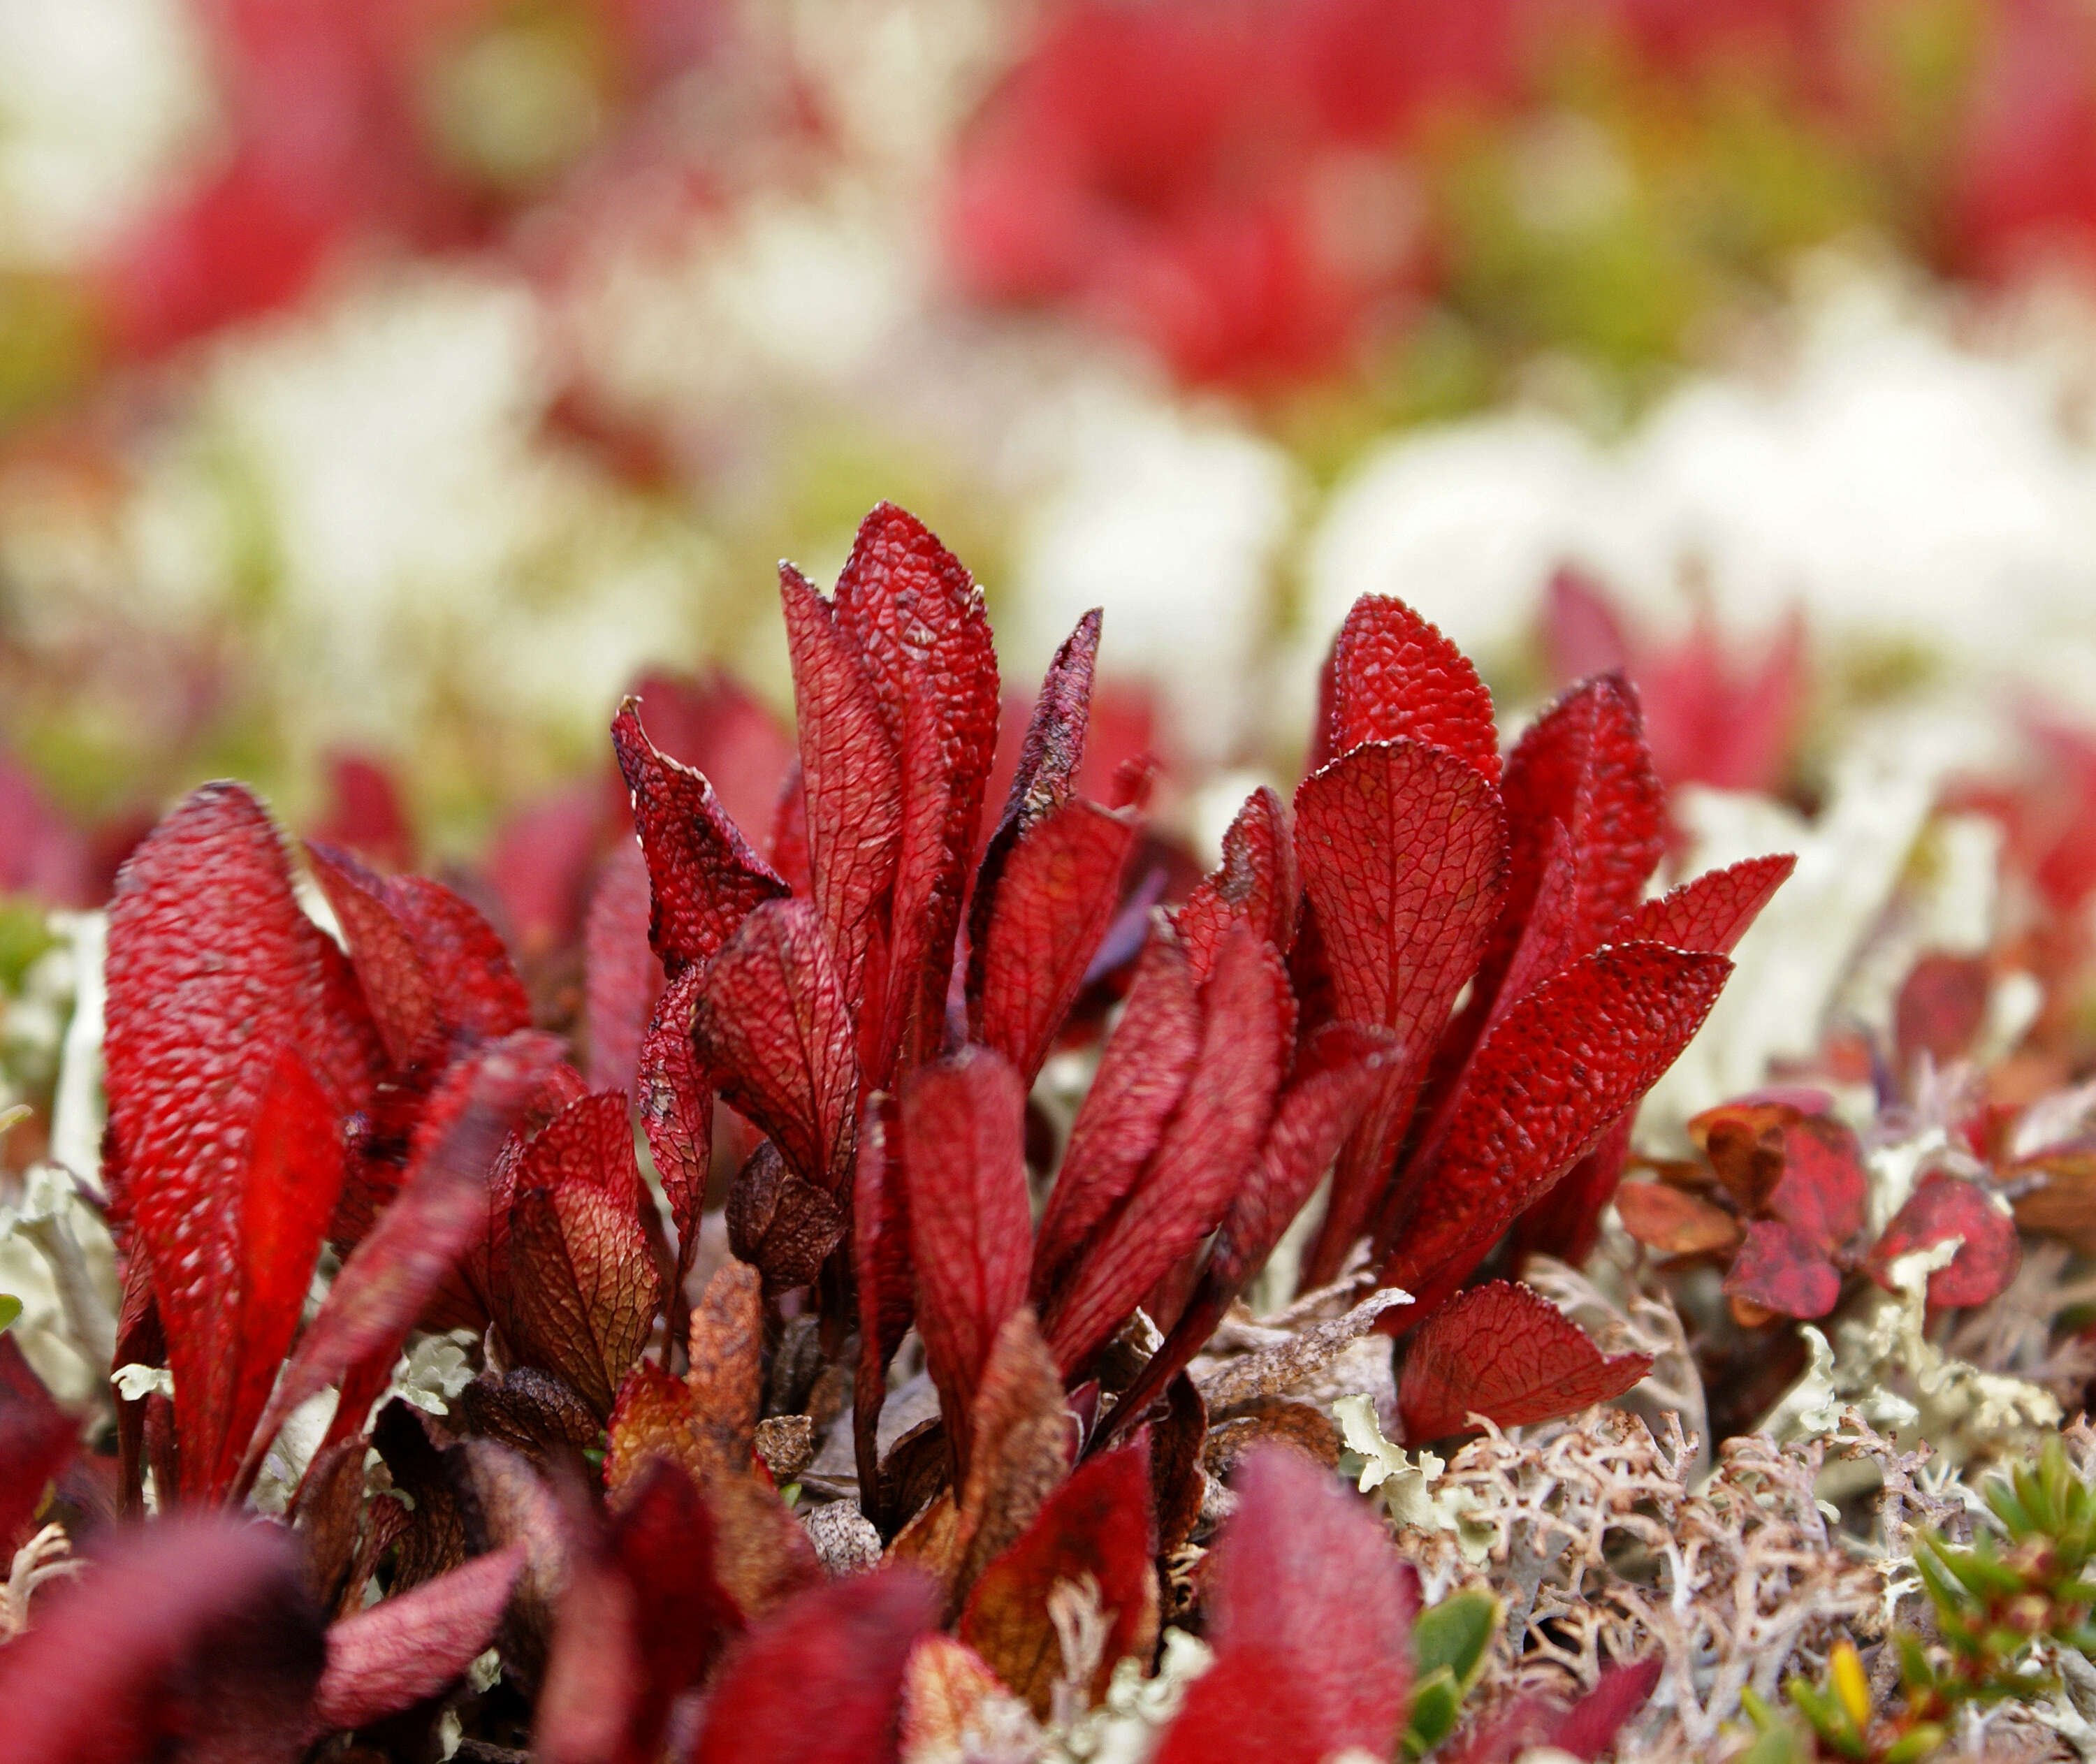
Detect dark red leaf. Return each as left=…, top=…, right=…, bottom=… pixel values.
left=1868, top=1173, right=2023, bottom=1308
left=693, top=898, right=861, bottom=1194
left=507, top=1092, right=664, bottom=1417
left=1174, top=785, right=1299, bottom=982
left=315, top=1546, right=523, bottom=1732
left=307, top=840, right=443, bottom=1065
left=613, top=700, right=789, bottom=978
left=638, top=965, right=711, bottom=1294
left=1398, top=1280, right=1652, bottom=1439
left=875, top=667, right=957, bottom=1081
left=1154, top=1448, right=1417, bottom=1764
left=241, top=1032, right=565, bottom=1492
left=584, top=838, right=659, bottom=1095
left=1723, top=1219, right=1842, bottom=1319
left=690, top=1568, right=943, bottom=1764
left=854, top=1095, right=912, bottom=1518
left=1612, top=853, right=1796, bottom=955
left=1615, top=1179, right=1744, bottom=1257
left=1294, top=739, right=1506, bottom=1285
left=832, top=505, right=1000, bottom=1073
left=900, top=1047, right=1035, bottom=1477
left=958, top=1441, right=1158, bottom=1718
left=1380, top=944, right=1731, bottom=1320
left=384, top=875, right=533, bottom=1042
left=1043, top=931, right=1293, bottom=1378
left=104, top=782, right=377, bottom=1501
left=623, top=666, right=795, bottom=843
left=1895, top=952, right=1994, bottom=1074
left=1032, top=928, right=1202, bottom=1299
left=968, top=796, right=1139, bottom=1086
left=0, top=1519, right=324, bottom=1764
left=1508, top=1111, right=1636, bottom=1268
left=1551, top=1656, right=1664, bottom=1761
left=1327, top=594, right=1501, bottom=784
left=782, top=562, right=903, bottom=1038
left=1766, top=1114, right=1870, bottom=1255
left=0, top=1334, right=74, bottom=1550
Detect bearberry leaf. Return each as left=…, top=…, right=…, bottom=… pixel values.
left=613, top=700, right=789, bottom=978
left=1613, top=853, right=1797, bottom=955
left=0, top=1334, right=73, bottom=1550
left=637, top=965, right=710, bottom=1294
left=1174, top=785, right=1299, bottom=982
left=693, top=898, right=861, bottom=1194
left=1327, top=595, right=1501, bottom=783
left=1615, top=1180, right=1743, bottom=1257
left=1868, top=1173, right=2022, bottom=1308
left=899, top=1047, right=1034, bottom=1477
left=1766, top=1113, right=1869, bottom=1256
left=315, top=1546, right=523, bottom=1733
left=1380, top=944, right=1731, bottom=1320
left=1399, top=1280, right=1652, bottom=1439
left=1723, top=1219, right=1842, bottom=1318
left=584, top=838, right=659, bottom=1095
left=1154, top=1448, right=1418, bottom=1764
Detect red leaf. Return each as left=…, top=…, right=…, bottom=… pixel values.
left=315, top=1546, right=523, bottom=1732
left=1612, top=853, right=1796, bottom=955
left=384, top=875, right=533, bottom=1042
left=1327, top=594, right=1501, bottom=784
left=1895, top=952, right=1994, bottom=1074
left=782, top=562, right=903, bottom=1038
left=506, top=1092, right=664, bottom=1417
left=308, top=840, right=444, bottom=1065
left=1766, top=1114, right=1869, bottom=1256
left=958, top=1441, right=1158, bottom=1717
left=0, top=1519, right=323, bottom=1764
left=1511, top=1112, right=1636, bottom=1268
left=1043, top=931, right=1293, bottom=1378
left=1294, top=739, right=1506, bottom=1285
left=875, top=668, right=957, bottom=1081
left=1174, top=785, right=1299, bottom=982
left=638, top=965, right=711, bottom=1294
left=693, top=898, right=861, bottom=1194
left=0, top=1334, right=74, bottom=1550
left=1032, top=928, right=1202, bottom=1299
left=900, top=1047, right=1035, bottom=1478
left=1868, top=1173, right=2023, bottom=1308
left=690, top=1568, right=943, bottom=1764
left=613, top=700, right=789, bottom=978
left=1615, top=1179, right=1744, bottom=1257
left=1483, top=674, right=1664, bottom=995
left=585, top=838, right=660, bottom=1095
left=1551, top=1656, right=1664, bottom=1761
left=968, top=796, right=1139, bottom=1086
left=240, top=1033, right=565, bottom=1492
left=104, top=783, right=376, bottom=1503
left=1398, top=1280, right=1652, bottom=1439
left=623, top=666, right=795, bottom=843
left=1380, top=944, right=1731, bottom=1320
left=832, top=505, right=1000, bottom=1072
left=1723, top=1219, right=1842, bottom=1319
left=1541, top=565, right=1633, bottom=685
left=1154, top=1448, right=1418, bottom=1764
left=854, top=1095, right=912, bottom=1516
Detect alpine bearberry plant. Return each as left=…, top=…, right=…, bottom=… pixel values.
left=0, top=503, right=1789, bottom=1762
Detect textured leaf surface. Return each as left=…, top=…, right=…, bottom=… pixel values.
left=901, top=1047, right=1034, bottom=1476
left=1766, top=1114, right=1869, bottom=1255
left=384, top=874, right=534, bottom=1042
left=969, top=796, right=1138, bottom=1085
left=854, top=1095, right=913, bottom=1514
left=1723, top=1219, right=1841, bottom=1319
left=613, top=701, right=789, bottom=977
left=1032, top=928, right=1201, bottom=1298
left=1293, top=740, right=1505, bottom=1283
left=637, top=965, right=710, bottom=1292
left=307, top=840, right=442, bottom=1066
left=1613, top=852, right=1797, bottom=955
left=1174, top=785, right=1298, bottom=982
left=1868, top=1173, right=2022, bottom=1308
left=316, top=1547, right=523, bottom=1732
left=1153, top=1448, right=1418, bottom=1764
left=691, top=1568, right=943, bottom=1764
left=1615, top=1181, right=1743, bottom=1256
left=583, top=838, right=658, bottom=1095
left=1381, top=944, right=1731, bottom=1319
left=951, top=1309, right=1076, bottom=1605
left=1044, top=932, right=1293, bottom=1377
left=1399, top=1281, right=1652, bottom=1439
left=1327, top=595, right=1501, bottom=783
left=959, top=1442, right=1158, bottom=1719
left=694, top=898, right=861, bottom=1193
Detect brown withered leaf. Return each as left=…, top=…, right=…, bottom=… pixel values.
left=606, top=1362, right=708, bottom=1496
left=456, top=1367, right=602, bottom=1464
left=1691, top=1100, right=1796, bottom=1213
left=959, top=1442, right=1159, bottom=1721
left=687, top=1258, right=765, bottom=1468
left=880, top=1417, right=954, bottom=1534
left=693, top=1466, right=824, bottom=1621
left=291, top=1438, right=369, bottom=1612
left=463, top=1440, right=572, bottom=1686
left=727, top=1142, right=848, bottom=1292
left=1194, top=1289, right=1409, bottom=1415
left=1203, top=1401, right=1342, bottom=1482
left=897, top=1633, right=1043, bottom=1764
left=1615, top=1180, right=1744, bottom=1258
left=755, top=1415, right=815, bottom=1484
left=2013, top=1153, right=2096, bottom=1253
left=888, top=1488, right=966, bottom=1587
left=372, top=1401, right=468, bottom=1594
left=1150, top=1373, right=1208, bottom=1557
left=951, top=1309, right=1077, bottom=1610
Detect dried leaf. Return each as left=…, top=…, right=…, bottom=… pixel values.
left=1174, top=785, right=1299, bottom=980
left=685, top=1258, right=764, bottom=1468
left=1615, top=1180, right=1743, bottom=1257
left=959, top=1443, right=1158, bottom=1719
left=901, top=1047, right=1034, bottom=1476
left=952, top=1309, right=1075, bottom=1610
left=694, top=898, right=861, bottom=1193
left=897, top=1633, right=1041, bottom=1763
left=1868, top=1173, right=2022, bottom=1308
left=1380, top=944, right=1731, bottom=1320
left=315, top=1547, right=523, bottom=1732
left=1198, top=1290, right=1413, bottom=1414
left=1398, top=1280, right=1652, bottom=1438
left=727, top=1142, right=849, bottom=1292
left=613, top=700, right=789, bottom=978
left=1153, top=1448, right=1418, bottom=1764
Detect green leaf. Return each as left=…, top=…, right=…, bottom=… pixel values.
left=1413, top=1590, right=1501, bottom=1691
left=0, top=1292, right=20, bottom=1333
left=1882, top=1726, right=1946, bottom=1764
left=1403, top=1668, right=1463, bottom=1758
